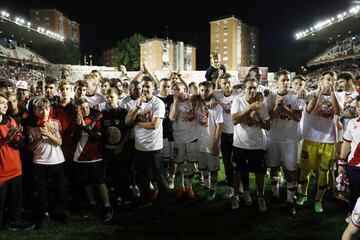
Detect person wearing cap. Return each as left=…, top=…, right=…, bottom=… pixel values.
left=15, top=80, right=30, bottom=109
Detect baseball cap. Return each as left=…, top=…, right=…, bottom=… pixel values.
left=16, top=80, right=29, bottom=90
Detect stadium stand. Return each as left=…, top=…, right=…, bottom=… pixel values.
left=0, top=41, right=50, bottom=66
left=308, top=34, right=360, bottom=66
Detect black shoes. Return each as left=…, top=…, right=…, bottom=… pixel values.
left=286, top=202, right=296, bottom=216
left=103, top=206, right=114, bottom=222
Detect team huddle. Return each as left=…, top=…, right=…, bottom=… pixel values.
left=1, top=64, right=360, bottom=236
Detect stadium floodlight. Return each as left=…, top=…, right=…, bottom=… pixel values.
left=295, top=5, right=360, bottom=40
left=1, top=11, right=9, bottom=18
left=27, top=22, right=31, bottom=27
left=20, top=18, right=25, bottom=24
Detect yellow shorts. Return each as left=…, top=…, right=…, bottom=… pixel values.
left=299, top=140, right=336, bottom=171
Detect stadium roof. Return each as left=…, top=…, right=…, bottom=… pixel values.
left=295, top=6, right=360, bottom=41
left=0, top=14, right=63, bottom=45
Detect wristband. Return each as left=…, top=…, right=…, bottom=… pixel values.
left=338, top=158, right=347, bottom=166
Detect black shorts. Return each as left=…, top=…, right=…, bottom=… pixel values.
left=75, top=161, right=106, bottom=185
left=232, top=147, right=266, bottom=174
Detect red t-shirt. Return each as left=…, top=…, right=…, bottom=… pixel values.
left=0, top=116, right=22, bottom=182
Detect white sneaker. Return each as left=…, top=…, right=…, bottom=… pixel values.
left=231, top=195, right=240, bottom=210
left=223, top=188, right=234, bottom=200
left=168, top=179, right=175, bottom=190
left=131, top=185, right=140, bottom=198
left=239, top=182, right=244, bottom=194
left=239, top=191, right=253, bottom=206
left=257, top=197, right=267, bottom=212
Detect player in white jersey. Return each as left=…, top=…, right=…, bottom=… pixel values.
left=230, top=77, right=270, bottom=212
left=290, top=75, right=308, bottom=136
left=267, top=70, right=303, bottom=215
left=335, top=72, right=358, bottom=203
left=196, top=81, right=224, bottom=201
left=169, top=82, right=197, bottom=199
left=338, top=95, right=360, bottom=217
left=125, top=76, right=168, bottom=211
left=213, top=73, right=241, bottom=198
left=337, top=72, right=358, bottom=140
left=297, top=71, right=342, bottom=213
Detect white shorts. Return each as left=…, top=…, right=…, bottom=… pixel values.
left=163, top=138, right=174, bottom=161
left=198, top=152, right=220, bottom=172
left=173, top=141, right=198, bottom=164
left=266, top=141, right=298, bottom=171
left=352, top=197, right=360, bottom=228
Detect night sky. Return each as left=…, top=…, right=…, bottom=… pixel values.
left=0, top=0, right=354, bottom=70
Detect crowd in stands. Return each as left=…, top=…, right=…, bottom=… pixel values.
left=309, top=34, right=360, bottom=65
left=0, top=63, right=46, bottom=87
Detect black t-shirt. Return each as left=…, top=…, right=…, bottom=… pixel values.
left=101, top=107, right=128, bottom=147
left=205, top=64, right=226, bottom=81
left=156, top=94, right=173, bottom=140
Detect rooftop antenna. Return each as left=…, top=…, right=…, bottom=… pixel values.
left=166, top=25, right=169, bottom=41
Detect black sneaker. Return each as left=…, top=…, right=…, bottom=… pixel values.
left=8, top=219, right=35, bottom=231
left=82, top=204, right=98, bottom=218
left=286, top=202, right=296, bottom=216
left=55, top=212, right=70, bottom=224
left=270, top=195, right=282, bottom=205
left=36, top=217, right=50, bottom=229
left=103, top=206, right=114, bottom=222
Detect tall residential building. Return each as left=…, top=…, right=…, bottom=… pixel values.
left=140, top=38, right=196, bottom=72
left=210, top=15, right=259, bottom=71
left=30, top=9, right=80, bottom=46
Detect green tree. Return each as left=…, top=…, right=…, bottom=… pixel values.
left=112, top=33, right=146, bottom=71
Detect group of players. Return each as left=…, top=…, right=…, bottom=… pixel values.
left=0, top=59, right=360, bottom=239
